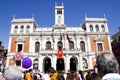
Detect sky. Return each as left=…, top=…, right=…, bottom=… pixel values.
left=0, top=0, right=120, bottom=48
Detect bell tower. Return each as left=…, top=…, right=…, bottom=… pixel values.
left=55, top=2, right=64, bottom=25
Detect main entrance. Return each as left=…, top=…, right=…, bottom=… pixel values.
left=43, top=57, right=51, bottom=73
left=70, top=57, right=78, bottom=72
left=56, top=58, right=65, bottom=71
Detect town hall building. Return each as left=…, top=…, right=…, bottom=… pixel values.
left=6, top=3, right=112, bottom=73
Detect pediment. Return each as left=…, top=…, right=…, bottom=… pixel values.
left=16, top=36, right=25, bottom=42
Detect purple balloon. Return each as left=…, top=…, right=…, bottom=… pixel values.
left=22, top=57, right=32, bottom=69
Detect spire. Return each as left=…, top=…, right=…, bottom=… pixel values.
left=13, top=14, right=16, bottom=19
left=55, top=2, right=57, bottom=6
left=62, top=2, right=64, bottom=6
left=85, top=12, right=87, bottom=19
left=103, top=13, right=106, bottom=18
left=32, top=13, right=34, bottom=19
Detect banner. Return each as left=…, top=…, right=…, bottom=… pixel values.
left=15, top=52, right=22, bottom=61
left=60, top=33, right=62, bottom=41
left=57, top=50, right=63, bottom=58
left=66, top=34, right=70, bottom=42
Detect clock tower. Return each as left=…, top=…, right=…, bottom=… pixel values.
left=55, top=3, right=64, bottom=25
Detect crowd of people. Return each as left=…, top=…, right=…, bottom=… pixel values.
left=0, top=52, right=120, bottom=80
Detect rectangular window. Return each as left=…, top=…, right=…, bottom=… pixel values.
left=57, top=9, right=62, bottom=14
left=97, top=43, right=103, bottom=51
left=17, top=44, right=22, bottom=52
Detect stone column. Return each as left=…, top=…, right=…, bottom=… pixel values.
left=38, top=54, right=43, bottom=72
left=79, top=54, right=83, bottom=70
left=52, top=54, right=56, bottom=70
left=65, top=54, right=69, bottom=73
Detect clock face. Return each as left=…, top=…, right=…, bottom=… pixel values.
left=58, top=16, right=61, bottom=24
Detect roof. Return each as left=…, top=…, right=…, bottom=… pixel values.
left=11, top=18, right=35, bottom=23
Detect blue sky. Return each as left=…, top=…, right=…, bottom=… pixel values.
left=0, top=0, right=120, bottom=48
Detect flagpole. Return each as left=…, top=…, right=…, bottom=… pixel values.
left=52, top=33, right=54, bottom=50
left=60, top=29, right=62, bottom=41
left=74, top=32, right=77, bottom=50
left=53, top=36, right=54, bottom=50
left=40, top=31, right=42, bottom=51
left=63, top=33, right=65, bottom=50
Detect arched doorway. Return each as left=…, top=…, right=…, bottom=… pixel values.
left=56, top=58, right=65, bottom=71
left=43, top=57, right=51, bottom=73
left=70, top=57, right=78, bottom=72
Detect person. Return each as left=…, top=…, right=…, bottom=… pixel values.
left=42, top=67, right=55, bottom=80
left=36, top=70, right=43, bottom=80
left=85, top=70, right=91, bottom=80
left=4, top=66, right=23, bottom=80
left=56, top=72, right=65, bottom=80
left=25, top=69, right=33, bottom=80
left=50, top=71, right=58, bottom=80
left=90, top=72, right=101, bottom=80
left=66, top=71, right=80, bottom=80
left=96, top=52, right=120, bottom=80
left=62, top=70, right=67, bottom=80
left=0, top=72, right=5, bottom=80
left=78, top=70, right=84, bottom=80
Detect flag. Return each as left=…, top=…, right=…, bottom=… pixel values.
left=51, top=34, right=55, bottom=43
left=60, top=32, right=62, bottom=41
left=74, top=33, right=76, bottom=37
left=66, top=34, right=70, bottom=42
left=57, top=49, right=63, bottom=58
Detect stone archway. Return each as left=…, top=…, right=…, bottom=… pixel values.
left=70, top=57, right=78, bottom=72
left=43, top=57, right=51, bottom=73
left=56, top=58, right=65, bottom=71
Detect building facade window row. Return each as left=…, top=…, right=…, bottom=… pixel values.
left=89, top=24, right=105, bottom=32
left=14, top=25, right=30, bottom=33
left=35, top=41, right=86, bottom=52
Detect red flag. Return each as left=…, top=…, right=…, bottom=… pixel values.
left=57, top=50, right=63, bottom=58
left=66, top=34, right=70, bottom=42
left=15, top=52, right=22, bottom=60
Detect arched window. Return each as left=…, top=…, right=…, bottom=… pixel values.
left=20, top=26, right=24, bottom=33
left=26, top=25, right=30, bottom=33
left=14, top=26, right=18, bottom=33
left=95, top=25, right=99, bottom=32
left=80, top=41, right=85, bottom=52
left=89, top=25, right=93, bottom=32
left=69, top=41, right=74, bottom=50
left=57, top=41, right=63, bottom=50
left=101, top=25, right=105, bottom=32
left=46, top=41, right=51, bottom=50
left=35, top=42, right=40, bottom=52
